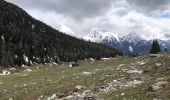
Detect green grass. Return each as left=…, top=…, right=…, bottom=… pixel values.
left=0, top=54, right=169, bottom=100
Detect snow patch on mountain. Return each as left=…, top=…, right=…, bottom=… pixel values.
left=129, top=46, right=133, bottom=52
left=60, top=24, right=76, bottom=37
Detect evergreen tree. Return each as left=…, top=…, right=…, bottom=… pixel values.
left=150, top=40, right=161, bottom=54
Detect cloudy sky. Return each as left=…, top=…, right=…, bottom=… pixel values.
left=6, top=0, right=170, bottom=38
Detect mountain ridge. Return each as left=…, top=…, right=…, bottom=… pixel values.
left=83, top=29, right=170, bottom=55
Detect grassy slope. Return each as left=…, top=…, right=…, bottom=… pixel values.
left=0, top=54, right=170, bottom=100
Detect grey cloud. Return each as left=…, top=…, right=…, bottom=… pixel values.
left=126, top=0, right=170, bottom=12
left=6, top=0, right=114, bottom=21
left=115, top=8, right=129, bottom=17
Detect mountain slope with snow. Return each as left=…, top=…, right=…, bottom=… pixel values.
left=83, top=29, right=170, bottom=55
left=59, top=24, right=77, bottom=37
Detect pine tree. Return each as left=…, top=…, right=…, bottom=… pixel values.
left=150, top=40, right=161, bottom=54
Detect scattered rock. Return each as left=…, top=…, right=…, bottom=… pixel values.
left=139, top=62, right=145, bottom=66
left=121, top=93, right=125, bottom=96
left=56, top=90, right=99, bottom=100
left=61, top=76, right=65, bottom=79
left=105, top=74, right=110, bottom=77
left=21, top=74, right=29, bottom=77
left=0, top=70, right=11, bottom=75
left=8, top=67, right=17, bottom=74
left=38, top=95, right=44, bottom=100
left=89, top=58, right=95, bottom=63
left=155, top=81, right=168, bottom=86
left=149, top=85, right=160, bottom=91
left=9, top=97, right=13, bottom=100
left=126, top=80, right=142, bottom=87
left=24, top=69, right=32, bottom=72
left=116, top=64, right=125, bottom=70
left=9, top=67, right=16, bottom=71
left=155, top=63, right=162, bottom=67
left=150, top=54, right=162, bottom=58
left=0, top=81, right=3, bottom=85
left=4, top=89, right=8, bottom=92
left=75, top=85, right=85, bottom=91
left=101, top=58, right=111, bottom=60
left=69, top=62, right=79, bottom=68
left=153, top=99, right=162, bottom=100
left=56, top=93, right=65, bottom=98
left=149, top=81, right=168, bottom=92
left=81, top=72, right=93, bottom=76
left=94, top=69, right=100, bottom=71
left=47, top=94, right=57, bottom=100
left=99, top=83, right=116, bottom=92
left=118, top=64, right=125, bottom=67
left=127, top=69, right=142, bottom=74
left=99, top=79, right=143, bottom=93
left=48, top=63, right=53, bottom=67
left=31, top=82, right=37, bottom=85
left=69, top=64, right=72, bottom=68
left=22, top=65, right=28, bottom=68
left=156, top=78, right=164, bottom=81
left=50, top=62, right=58, bottom=66
left=82, top=90, right=98, bottom=100
left=101, top=58, right=111, bottom=62
left=59, top=95, right=74, bottom=100
left=23, top=84, right=27, bottom=87
left=131, top=63, right=135, bottom=66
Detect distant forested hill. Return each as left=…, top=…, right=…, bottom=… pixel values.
left=0, top=0, right=122, bottom=67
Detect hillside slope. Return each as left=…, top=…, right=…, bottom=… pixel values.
left=0, top=0, right=121, bottom=67
left=0, top=53, right=169, bottom=99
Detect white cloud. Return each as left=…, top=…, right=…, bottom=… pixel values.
left=5, top=0, right=170, bottom=39
left=28, top=9, right=63, bottom=29
left=83, top=4, right=170, bottom=39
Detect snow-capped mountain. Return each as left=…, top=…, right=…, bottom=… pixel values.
left=84, top=29, right=122, bottom=43
left=84, top=29, right=170, bottom=55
